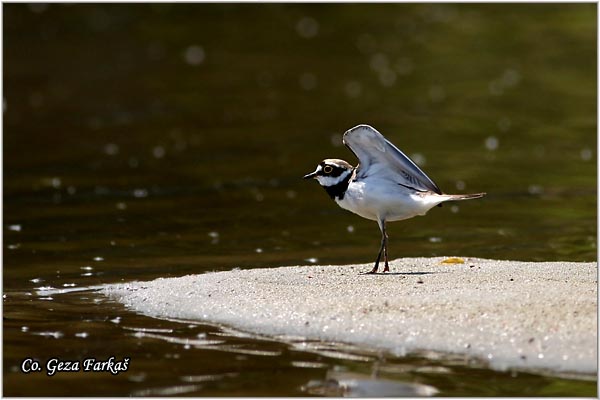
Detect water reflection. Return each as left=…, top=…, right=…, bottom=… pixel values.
left=301, top=371, right=439, bottom=397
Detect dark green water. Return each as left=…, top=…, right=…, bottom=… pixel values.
left=3, top=4, right=596, bottom=396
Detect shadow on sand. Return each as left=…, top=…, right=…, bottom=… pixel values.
left=359, top=271, right=439, bottom=276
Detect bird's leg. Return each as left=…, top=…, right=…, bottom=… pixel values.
left=369, top=238, right=385, bottom=274
left=381, top=221, right=390, bottom=272
left=368, top=219, right=387, bottom=274
left=383, top=226, right=390, bottom=273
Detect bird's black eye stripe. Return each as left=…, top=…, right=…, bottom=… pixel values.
left=323, top=165, right=333, bottom=174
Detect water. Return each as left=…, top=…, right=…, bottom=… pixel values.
left=3, top=3, right=596, bottom=396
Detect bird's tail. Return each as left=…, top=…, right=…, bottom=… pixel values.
left=443, top=192, right=486, bottom=201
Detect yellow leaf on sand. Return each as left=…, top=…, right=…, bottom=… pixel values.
left=441, top=257, right=465, bottom=264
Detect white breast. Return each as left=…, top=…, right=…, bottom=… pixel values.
left=335, top=178, right=439, bottom=222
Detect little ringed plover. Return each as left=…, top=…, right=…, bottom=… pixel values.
left=303, top=124, right=485, bottom=274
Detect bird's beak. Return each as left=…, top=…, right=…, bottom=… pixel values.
left=303, top=170, right=318, bottom=179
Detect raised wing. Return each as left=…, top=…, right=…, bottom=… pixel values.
left=343, top=124, right=442, bottom=194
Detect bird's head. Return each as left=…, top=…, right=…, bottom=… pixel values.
left=303, top=159, right=354, bottom=187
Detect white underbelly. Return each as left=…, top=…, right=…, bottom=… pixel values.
left=335, top=180, right=434, bottom=222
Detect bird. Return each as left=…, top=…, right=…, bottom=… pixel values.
left=303, top=124, right=485, bottom=274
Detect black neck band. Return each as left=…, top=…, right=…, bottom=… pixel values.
left=324, top=171, right=353, bottom=200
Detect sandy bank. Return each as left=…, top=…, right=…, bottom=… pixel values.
left=102, top=257, right=597, bottom=375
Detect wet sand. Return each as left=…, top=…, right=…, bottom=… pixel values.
left=103, top=257, right=597, bottom=375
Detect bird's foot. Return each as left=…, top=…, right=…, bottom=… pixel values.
left=365, top=264, right=379, bottom=274
left=383, top=263, right=390, bottom=273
